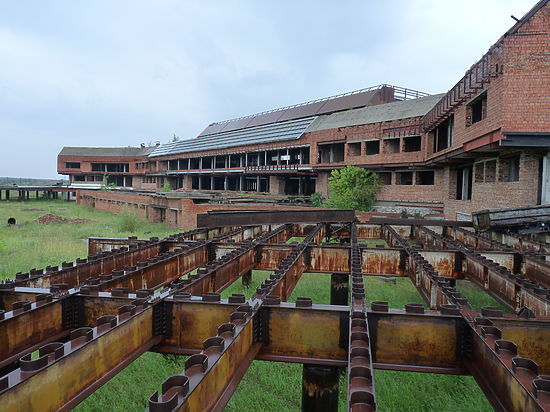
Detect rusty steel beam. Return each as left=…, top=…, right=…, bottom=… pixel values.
left=347, top=222, right=377, bottom=411
left=197, top=210, right=356, bottom=227
left=465, top=316, right=549, bottom=411
left=0, top=302, right=158, bottom=412
left=13, top=239, right=163, bottom=289
left=419, top=226, right=550, bottom=316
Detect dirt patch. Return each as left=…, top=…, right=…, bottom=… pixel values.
left=35, top=214, right=88, bottom=224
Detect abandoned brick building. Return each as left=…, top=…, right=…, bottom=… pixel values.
left=58, top=0, right=550, bottom=223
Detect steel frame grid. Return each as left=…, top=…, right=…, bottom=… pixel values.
left=0, top=215, right=549, bottom=412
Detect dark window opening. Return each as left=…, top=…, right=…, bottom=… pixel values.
left=284, top=177, right=315, bottom=195
left=404, top=136, right=421, bottom=152
left=168, top=160, right=178, bottom=170
left=396, top=171, right=413, bottom=185
left=66, top=162, right=80, bottom=169
left=202, top=157, right=213, bottom=169
left=417, top=171, right=435, bottom=185
left=433, top=115, right=453, bottom=152
left=366, top=141, right=380, bottom=155
left=456, top=166, right=472, bottom=200
left=484, top=160, right=496, bottom=183
left=91, top=163, right=129, bottom=173
left=318, top=143, right=344, bottom=163
left=213, top=176, right=225, bottom=190
left=229, top=155, right=240, bottom=168
left=474, top=163, right=485, bottom=183
left=498, top=156, right=520, bottom=182
left=192, top=175, right=200, bottom=189
left=384, top=138, right=400, bottom=154
left=74, top=175, right=85, bottom=182
left=189, top=158, right=200, bottom=169
left=215, top=156, right=227, bottom=169
left=467, top=93, right=487, bottom=126
left=377, top=172, right=392, bottom=185
left=348, top=142, right=361, bottom=156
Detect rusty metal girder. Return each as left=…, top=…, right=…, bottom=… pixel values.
left=1, top=220, right=549, bottom=412
left=420, top=226, right=550, bottom=316
left=347, top=222, right=377, bottom=411
left=197, top=209, right=356, bottom=227
left=0, top=302, right=158, bottom=412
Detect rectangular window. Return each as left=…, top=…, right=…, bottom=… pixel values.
left=403, top=136, right=421, bottom=152
left=508, top=156, right=520, bottom=182
left=348, top=142, right=361, bottom=156
left=467, top=92, right=487, bottom=126
left=456, top=166, right=472, bottom=200
left=366, top=140, right=380, bottom=155
left=416, top=171, right=434, bottom=185
left=377, top=172, right=392, bottom=185
left=474, top=163, right=484, bottom=183
left=484, top=160, right=496, bottom=183
left=66, top=162, right=80, bottom=169
left=384, top=138, right=400, bottom=154
left=74, top=175, right=85, bottom=182
left=433, top=115, right=453, bottom=152
left=396, top=171, right=413, bottom=185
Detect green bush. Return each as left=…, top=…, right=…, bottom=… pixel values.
left=310, top=192, right=325, bottom=207
left=118, top=209, right=140, bottom=233
left=325, top=166, right=382, bottom=211
left=161, top=181, right=172, bottom=192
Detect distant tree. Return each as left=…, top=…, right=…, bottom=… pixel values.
left=171, top=133, right=180, bottom=142
left=325, top=166, right=382, bottom=211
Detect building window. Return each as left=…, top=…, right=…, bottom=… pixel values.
left=66, top=162, right=80, bottom=169
left=366, top=141, right=380, bottom=155
left=396, top=171, right=413, bottom=185
left=384, top=138, right=400, bottom=154
left=498, top=156, right=520, bottom=182
left=377, top=172, right=392, bottom=185
left=416, top=171, right=434, bottom=185
left=143, top=176, right=157, bottom=184
left=403, top=136, right=421, bottom=152
left=74, top=175, right=85, bottom=182
left=348, top=142, right=361, bottom=156
left=433, top=115, right=453, bottom=152
left=467, top=92, right=487, bottom=126
left=484, top=160, right=496, bottom=182
left=456, top=166, right=472, bottom=200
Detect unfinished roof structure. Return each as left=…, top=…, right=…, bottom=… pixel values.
left=0, top=210, right=549, bottom=411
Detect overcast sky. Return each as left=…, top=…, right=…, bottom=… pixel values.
left=0, top=0, right=536, bottom=179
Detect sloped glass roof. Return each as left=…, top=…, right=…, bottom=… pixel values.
left=149, top=116, right=316, bottom=157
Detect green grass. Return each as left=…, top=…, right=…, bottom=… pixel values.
left=0, top=200, right=492, bottom=411
left=455, top=279, right=512, bottom=313
left=0, top=199, right=174, bottom=279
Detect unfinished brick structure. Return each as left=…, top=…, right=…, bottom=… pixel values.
left=58, top=1, right=550, bottom=221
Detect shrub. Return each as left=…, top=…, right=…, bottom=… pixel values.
left=310, top=192, right=325, bottom=207
left=118, top=208, right=140, bottom=233
left=161, top=182, right=172, bottom=192
left=325, top=166, right=382, bottom=211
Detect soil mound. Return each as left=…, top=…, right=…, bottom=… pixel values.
left=35, top=214, right=88, bottom=224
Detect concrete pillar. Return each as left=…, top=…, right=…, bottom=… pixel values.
left=240, top=175, right=245, bottom=191
left=224, top=175, right=228, bottom=190
left=199, top=157, right=203, bottom=170
left=210, top=175, right=214, bottom=190
left=298, top=178, right=303, bottom=195
left=277, top=150, right=281, bottom=165
left=286, top=148, right=290, bottom=165
left=302, top=365, right=339, bottom=412
left=256, top=176, right=260, bottom=192
left=299, top=148, right=303, bottom=165
left=242, top=270, right=252, bottom=286
left=199, top=176, right=203, bottom=190
left=264, top=151, right=268, bottom=166
left=245, top=153, right=248, bottom=167
left=330, top=273, right=349, bottom=305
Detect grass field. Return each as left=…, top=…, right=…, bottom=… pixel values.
left=0, top=200, right=497, bottom=411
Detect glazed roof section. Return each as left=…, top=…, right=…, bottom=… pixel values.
left=59, top=146, right=155, bottom=157
left=149, top=116, right=316, bottom=157
left=197, top=86, right=391, bottom=138
left=306, top=93, right=444, bottom=132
